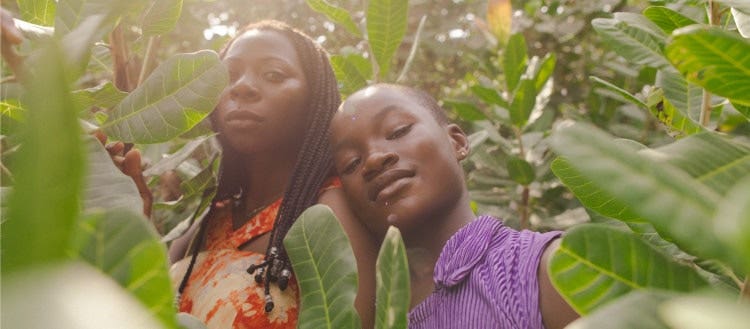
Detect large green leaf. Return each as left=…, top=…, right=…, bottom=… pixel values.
left=592, top=13, right=670, bottom=69
left=549, top=124, right=726, bottom=263
left=375, top=226, right=409, bottom=329
left=141, top=0, right=183, bottom=36
left=331, top=53, right=372, bottom=96
left=647, top=132, right=750, bottom=196
left=503, top=33, right=528, bottom=93
left=655, top=68, right=702, bottom=123
left=2, top=262, right=166, bottom=329
left=549, top=224, right=707, bottom=315
left=713, top=176, right=750, bottom=272
left=16, top=0, right=55, bottom=25
left=82, top=136, right=143, bottom=214
left=306, top=0, right=361, bottom=37
left=666, top=26, right=750, bottom=105
left=102, top=50, right=228, bottom=143
left=142, top=135, right=215, bottom=176
left=367, top=0, right=408, bottom=78
left=471, top=84, right=507, bottom=108
left=643, top=6, right=698, bottom=34
left=565, top=290, right=675, bottom=329
left=551, top=157, right=642, bottom=222
left=73, top=209, right=177, bottom=328
left=532, top=53, right=556, bottom=91
left=3, top=42, right=83, bottom=274
left=646, top=88, right=703, bottom=137
left=284, top=205, right=361, bottom=329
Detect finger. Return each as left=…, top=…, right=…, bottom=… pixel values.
left=122, top=148, right=143, bottom=177
left=105, top=141, right=125, bottom=157
left=92, top=130, right=107, bottom=146
left=112, top=155, right=126, bottom=170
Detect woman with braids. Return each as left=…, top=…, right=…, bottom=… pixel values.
left=166, top=21, right=377, bottom=328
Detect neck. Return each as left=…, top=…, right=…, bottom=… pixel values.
left=404, top=189, right=474, bottom=307
left=235, top=148, right=299, bottom=224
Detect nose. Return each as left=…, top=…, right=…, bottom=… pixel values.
left=229, top=72, right=260, bottom=101
left=362, top=149, right=398, bottom=181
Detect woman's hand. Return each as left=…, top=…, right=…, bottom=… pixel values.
left=93, top=130, right=153, bottom=218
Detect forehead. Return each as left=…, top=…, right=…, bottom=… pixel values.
left=335, top=87, right=432, bottom=123
left=224, top=29, right=300, bottom=63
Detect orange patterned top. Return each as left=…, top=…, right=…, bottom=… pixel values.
left=169, top=179, right=341, bottom=329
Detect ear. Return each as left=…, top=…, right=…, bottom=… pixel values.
left=446, top=123, right=470, bottom=161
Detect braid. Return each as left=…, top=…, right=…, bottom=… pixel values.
left=176, top=20, right=341, bottom=313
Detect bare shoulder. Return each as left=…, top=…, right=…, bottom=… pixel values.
left=538, top=238, right=579, bottom=329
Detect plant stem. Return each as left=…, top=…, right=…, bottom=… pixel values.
left=515, top=127, right=530, bottom=229
left=741, top=276, right=750, bottom=301
left=137, top=37, right=158, bottom=86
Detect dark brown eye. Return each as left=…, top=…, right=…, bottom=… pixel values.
left=263, top=71, right=286, bottom=83
left=387, top=124, right=413, bottom=140
left=341, top=158, right=361, bottom=175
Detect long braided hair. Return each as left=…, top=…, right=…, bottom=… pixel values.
left=177, top=20, right=341, bottom=313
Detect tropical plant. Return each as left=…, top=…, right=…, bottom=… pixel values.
left=547, top=0, right=750, bottom=327
left=1, top=0, right=225, bottom=328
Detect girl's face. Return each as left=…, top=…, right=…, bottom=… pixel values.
left=213, top=29, right=310, bottom=155
left=330, top=86, right=468, bottom=238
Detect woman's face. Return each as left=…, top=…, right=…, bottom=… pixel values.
left=213, top=29, right=310, bottom=155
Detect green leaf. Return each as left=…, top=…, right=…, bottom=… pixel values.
left=506, top=156, right=535, bottom=185
left=141, top=0, right=183, bottom=36
left=549, top=224, right=707, bottom=315
left=143, top=135, right=215, bottom=176
left=590, top=76, right=647, bottom=108
left=648, top=132, right=750, bottom=196
left=733, top=8, right=750, bottom=38
left=306, top=0, right=361, bottom=37
left=551, top=158, right=642, bottom=222
left=331, top=54, right=372, bottom=96
left=367, top=0, right=408, bottom=78
left=284, top=205, right=361, bottom=329
left=731, top=100, right=750, bottom=119
left=3, top=262, right=166, bottom=329
left=82, top=136, right=143, bottom=214
left=1, top=98, right=25, bottom=122
left=470, top=85, right=507, bottom=108
left=102, top=50, right=228, bottom=143
left=375, top=226, right=409, bottom=329
left=592, top=13, right=670, bottom=69
left=16, top=0, right=56, bottom=25
left=72, top=82, right=128, bottom=111
left=503, top=33, right=528, bottom=93
left=713, top=176, right=750, bottom=272
left=72, top=209, right=176, bottom=328
left=714, top=0, right=750, bottom=12
left=666, top=26, right=750, bottom=105
left=550, top=124, right=726, bottom=263
left=655, top=68, right=702, bottom=122
left=643, top=6, right=698, bottom=34
left=646, top=88, right=703, bottom=137
left=55, top=0, right=136, bottom=77
left=444, top=100, right=487, bottom=121
left=509, top=78, right=536, bottom=127
left=565, top=290, right=675, bottom=329
left=533, top=53, right=556, bottom=91
left=180, top=163, right=216, bottom=199
left=3, top=42, right=83, bottom=274
left=661, top=294, right=750, bottom=329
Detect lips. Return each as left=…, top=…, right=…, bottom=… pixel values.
left=225, top=109, right=264, bottom=123
left=368, top=168, right=415, bottom=202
